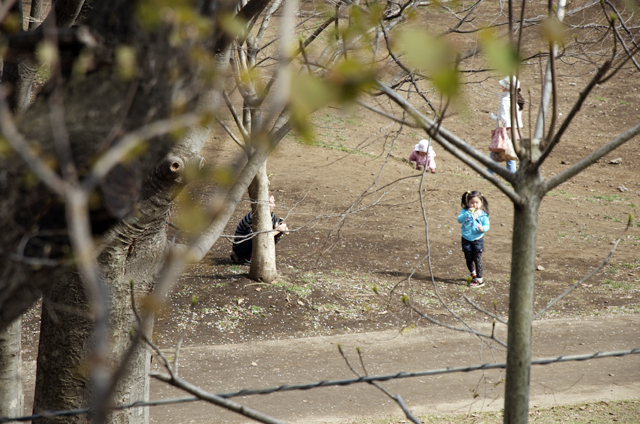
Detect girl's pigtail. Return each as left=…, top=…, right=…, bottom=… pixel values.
left=482, top=196, right=490, bottom=215
left=461, top=191, right=470, bottom=208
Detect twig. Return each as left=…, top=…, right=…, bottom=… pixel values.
left=0, top=90, right=65, bottom=195
left=463, top=295, right=508, bottom=325
left=85, top=113, right=205, bottom=191
left=4, top=348, right=640, bottom=422
left=533, top=217, right=633, bottom=320
left=543, top=121, right=640, bottom=192
left=338, top=346, right=423, bottom=424
left=151, top=372, right=288, bottom=424
left=405, top=302, right=507, bottom=347
left=223, top=89, right=250, bottom=143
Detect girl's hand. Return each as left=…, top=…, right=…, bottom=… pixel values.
left=477, top=225, right=484, bottom=232
left=469, top=208, right=475, bottom=213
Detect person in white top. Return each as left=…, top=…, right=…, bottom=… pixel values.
left=488, top=76, right=524, bottom=174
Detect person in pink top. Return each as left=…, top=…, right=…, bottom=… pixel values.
left=408, top=139, right=436, bottom=173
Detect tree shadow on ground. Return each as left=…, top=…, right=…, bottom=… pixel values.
left=375, top=271, right=467, bottom=286
left=209, top=256, right=237, bottom=266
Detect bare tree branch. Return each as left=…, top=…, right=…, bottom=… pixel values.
left=374, top=80, right=522, bottom=204
left=151, top=372, right=288, bottom=424
left=535, top=61, right=610, bottom=166
left=338, top=346, right=423, bottom=424
left=85, top=113, right=206, bottom=191
left=223, top=89, right=250, bottom=143
left=463, top=295, right=508, bottom=325
left=405, top=302, right=507, bottom=347
left=0, top=92, right=65, bottom=195
left=533, top=218, right=633, bottom=320
left=532, top=0, right=567, bottom=145
left=544, top=122, right=640, bottom=192
left=216, top=115, right=245, bottom=148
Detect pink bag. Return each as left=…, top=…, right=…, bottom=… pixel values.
left=490, top=127, right=509, bottom=152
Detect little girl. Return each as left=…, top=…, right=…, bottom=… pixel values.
left=457, top=191, right=490, bottom=287
left=408, top=139, right=436, bottom=173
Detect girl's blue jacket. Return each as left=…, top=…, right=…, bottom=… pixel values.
left=457, top=208, right=490, bottom=241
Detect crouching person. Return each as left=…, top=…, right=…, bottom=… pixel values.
left=231, top=194, right=288, bottom=265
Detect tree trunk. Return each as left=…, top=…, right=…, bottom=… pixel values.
left=33, top=274, right=93, bottom=423
left=33, top=156, right=196, bottom=424
left=0, top=317, right=23, bottom=418
left=248, top=159, right=278, bottom=283
left=28, top=0, right=44, bottom=30
left=503, top=171, right=543, bottom=424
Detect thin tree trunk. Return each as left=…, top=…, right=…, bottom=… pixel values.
left=28, top=0, right=44, bottom=30
left=248, top=159, right=278, bottom=283
left=0, top=317, right=23, bottom=418
left=503, top=172, right=542, bottom=424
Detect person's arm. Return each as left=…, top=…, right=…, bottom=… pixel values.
left=497, top=95, right=510, bottom=127
left=476, top=214, right=490, bottom=233
left=236, top=212, right=253, bottom=236
left=272, top=213, right=288, bottom=242
left=457, top=208, right=469, bottom=223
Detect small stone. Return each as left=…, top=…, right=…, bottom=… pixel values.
left=561, top=160, right=570, bottom=165
left=536, top=265, right=545, bottom=271
left=609, top=158, right=622, bottom=164
left=617, top=185, right=628, bottom=192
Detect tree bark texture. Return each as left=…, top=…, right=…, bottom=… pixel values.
left=248, top=159, right=278, bottom=283
left=0, top=0, right=203, bottom=331
left=503, top=167, right=544, bottom=424
left=0, top=1, right=220, bottom=422
left=0, top=317, right=23, bottom=418
left=1, top=0, right=267, bottom=422
left=28, top=0, right=44, bottom=30
left=33, top=156, right=198, bottom=424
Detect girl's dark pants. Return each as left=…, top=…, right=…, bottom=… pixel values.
left=461, top=237, right=484, bottom=278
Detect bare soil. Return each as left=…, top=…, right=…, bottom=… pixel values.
left=17, top=1, right=640, bottom=421
left=152, top=68, right=640, bottom=351
left=146, top=0, right=640, bottom=351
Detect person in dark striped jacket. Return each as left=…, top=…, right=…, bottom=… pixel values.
left=230, top=194, right=288, bottom=264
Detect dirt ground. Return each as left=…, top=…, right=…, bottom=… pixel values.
left=143, top=0, right=640, bottom=352
left=17, top=0, right=640, bottom=421
left=147, top=69, right=640, bottom=351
